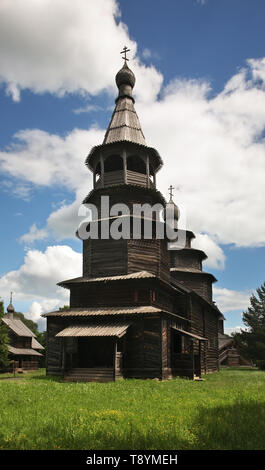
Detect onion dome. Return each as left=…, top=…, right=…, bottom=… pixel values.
left=163, top=200, right=179, bottom=231
left=115, top=61, right=136, bottom=89
left=7, top=303, right=15, bottom=314
left=167, top=199, right=180, bottom=221
left=163, top=185, right=180, bottom=225
left=7, top=292, right=15, bottom=315
left=115, top=61, right=135, bottom=101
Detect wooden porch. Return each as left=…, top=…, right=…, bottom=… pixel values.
left=64, top=368, right=114, bottom=382
left=56, top=324, right=126, bottom=382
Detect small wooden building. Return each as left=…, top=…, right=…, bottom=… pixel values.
left=3, top=298, right=43, bottom=370
left=218, top=319, right=252, bottom=367
left=44, top=57, right=223, bottom=382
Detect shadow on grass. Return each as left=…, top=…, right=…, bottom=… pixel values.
left=188, top=401, right=265, bottom=450
left=220, top=367, right=259, bottom=372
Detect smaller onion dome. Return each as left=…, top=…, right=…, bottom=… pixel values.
left=163, top=200, right=180, bottom=231
left=7, top=303, right=15, bottom=314
left=7, top=292, right=15, bottom=314
left=167, top=199, right=180, bottom=221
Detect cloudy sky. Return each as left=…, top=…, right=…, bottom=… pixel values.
left=0, top=0, right=264, bottom=333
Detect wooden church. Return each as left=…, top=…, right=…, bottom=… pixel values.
left=3, top=294, right=43, bottom=371
left=44, top=50, right=222, bottom=382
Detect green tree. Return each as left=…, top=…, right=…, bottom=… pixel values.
left=0, top=300, right=10, bottom=369
left=36, top=331, right=46, bottom=367
left=233, top=282, right=265, bottom=363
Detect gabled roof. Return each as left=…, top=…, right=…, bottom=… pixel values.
left=218, top=333, right=233, bottom=350
left=2, top=316, right=36, bottom=337
left=32, top=337, right=44, bottom=350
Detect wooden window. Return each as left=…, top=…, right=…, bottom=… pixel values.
left=152, top=290, right=156, bottom=302
left=134, top=290, right=139, bottom=302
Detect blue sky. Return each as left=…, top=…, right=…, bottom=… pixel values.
left=0, top=0, right=264, bottom=332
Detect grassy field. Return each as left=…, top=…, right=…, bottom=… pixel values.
left=0, top=367, right=264, bottom=450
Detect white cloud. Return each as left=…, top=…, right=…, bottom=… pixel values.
left=46, top=193, right=85, bottom=240
left=142, top=48, right=160, bottom=62
left=19, top=223, right=49, bottom=244
left=138, top=59, right=265, bottom=248
left=73, top=104, right=103, bottom=114
left=224, top=326, right=248, bottom=336
left=142, top=48, right=152, bottom=59
left=28, top=299, right=63, bottom=328
left=192, top=233, right=226, bottom=269
left=0, top=245, right=82, bottom=323
left=0, top=0, right=162, bottom=102
left=248, top=57, right=265, bottom=84
left=213, top=286, right=251, bottom=313
left=0, top=127, right=101, bottom=189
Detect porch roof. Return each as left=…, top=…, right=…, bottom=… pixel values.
left=8, top=345, right=42, bottom=356
left=172, top=326, right=208, bottom=342
left=55, top=322, right=131, bottom=338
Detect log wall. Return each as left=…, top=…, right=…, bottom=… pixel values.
left=172, top=272, right=213, bottom=302
left=190, top=299, right=218, bottom=374
left=123, top=316, right=162, bottom=379
left=46, top=319, right=64, bottom=376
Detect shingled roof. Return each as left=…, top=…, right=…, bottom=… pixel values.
left=56, top=322, right=131, bottom=338
left=8, top=345, right=42, bottom=356
left=58, top=270, right=156, bottom=288
left=103, top=97, right=146, bottom=146
left=42, top=305, right=163, bottom=318
left=2, top=316, right=36, bottom=337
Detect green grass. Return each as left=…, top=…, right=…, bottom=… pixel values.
left=0, top=368, right=264, bottom=450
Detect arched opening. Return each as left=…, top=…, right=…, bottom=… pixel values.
left=149, top=165, right=155, bottom=184
left=127, top=155, right=146, bottom=174
left=104, top=155, right=123, bottom=172
left=95, top=162, right=101, bottom=182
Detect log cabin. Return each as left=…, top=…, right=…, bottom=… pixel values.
left=43, top=53, right=223, bottom=382
left=2, top=295, right=43, bottom=371
left=218, top=317, right=252, bottom=367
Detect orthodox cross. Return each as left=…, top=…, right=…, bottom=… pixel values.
left=168, top=185, right=175, bottom=200
left=10, top=291, right=13, bottom=303
left=120, top=46, right=130, bottom=62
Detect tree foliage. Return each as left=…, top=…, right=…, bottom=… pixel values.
left=0, top=300, right=10, bottom=369
left=233, top=282, right=265, bottom=363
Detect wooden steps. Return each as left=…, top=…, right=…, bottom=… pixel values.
left=64, top=368, right=114, bottom=383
